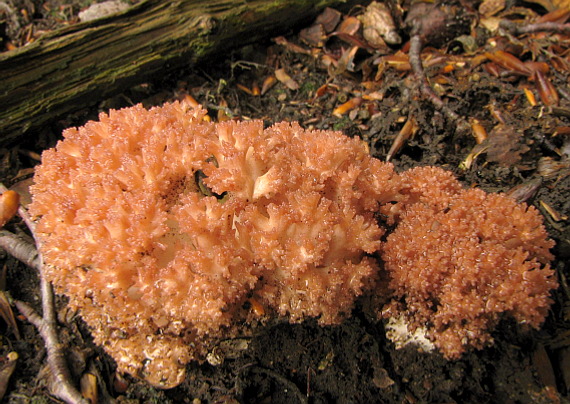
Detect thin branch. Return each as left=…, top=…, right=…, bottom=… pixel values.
left=0, top=184, right=86, bottom=404
left=500, top=20, right=570, bottom=36
left=0, top=230, right=39, bottom=270
left=13, top=252, right=87, bottom=404
left=14, top=299, right=88, bottom=404
left=409, top=34, right=459, bottom=122
left=407, top=34, right=470, bottom=137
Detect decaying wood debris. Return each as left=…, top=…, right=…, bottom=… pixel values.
left=0, top=0, right=358, bottom=147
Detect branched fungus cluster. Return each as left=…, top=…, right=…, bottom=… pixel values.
left=30, top=102, right=557, bottom=387
left=381, top=167, right=556, bottom=358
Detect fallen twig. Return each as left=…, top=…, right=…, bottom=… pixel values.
left=0, top=230, right=39, bottom=270
left=14, top=297, right=87, bottom=404
left=0, top=184, right=86, bottom=404
left=500, top=20, right=570, bottom=36
left=406, top=33, right=471, bottom=141
left=408, top=34, right=461, bottom=123
left=402, top=1, right=472, bottom=142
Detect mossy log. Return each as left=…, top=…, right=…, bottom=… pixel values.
left=0, top=0, right=355, bottom=147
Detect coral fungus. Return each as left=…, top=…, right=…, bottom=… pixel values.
left=381, top=166, right=557, bottom=358
left=30, top=101, right=397, bottom=387
left=29, top=101, right=557, bottom=388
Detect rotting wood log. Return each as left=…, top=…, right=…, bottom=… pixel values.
left=0, top=0, right=357, bottom=147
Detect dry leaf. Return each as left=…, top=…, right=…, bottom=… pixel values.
left=470, top=119, right=488, bottom=144
left=479, top=0, right=505, bottom=17
left=315, top=7, right=342, bottom=33
left=460, top=143, right=489, bottom=170
left=537, top=7, right=570, bottom=22
left=484, top=124, right=530, bottom=167
left=479, top=16, right=502, bottom=32
left=358, top=1, right=401, bottom=47
left=336, top=16, right=361, bottom=36
left=532, top=344, right=558, bottom=390
left=273, top=36, right=312, bottom=55
left=535, top=71, right=559, bottom=106
left=300, top=24, right=327, bottom=47
left=78, top=0, right=130, bottom=22
left=113, top=371, right=129, bottom=394
left=80, top=372, right=98, bottom=404
left=506, top=178, right=543, bottom=203
left=540, top=200, right=568, bottom=221
left=387, top=117, right=418, bottom=161
left=330, top=31, right=375, bottom=52
left=261, top=76, right=277, bottom=95
left=524, top=0, right=570, bottom=11
left=333, top=97, right=363, bottom=116
left=275, top=68, right=299, bottom=90
left=382, top=52, right=411, bottom=71
left=373, top=368, right=395, bottom=389
left=236, top=83, right=254, bottom=96
left=335, top=46, right=359, bottom=75
left=0, top=291, right=19, bottom=339
left=9, top=169, right=34, bottom=207
left=251, top=82, right=260, bottom=96
left=523, top=87, right=537, bottom=106
left=0, top=352, right=18, bottom=401
left=485, top=51, right=531, bottom=76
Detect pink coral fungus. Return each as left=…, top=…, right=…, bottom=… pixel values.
left=30, top=101, right=397, bottom=387
left=381, top=166, right=557, bottom=359
left=29, top=101, right=558, bottom=388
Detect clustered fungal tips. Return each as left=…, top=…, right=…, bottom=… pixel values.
left=30, top=102, right=557, bottom=388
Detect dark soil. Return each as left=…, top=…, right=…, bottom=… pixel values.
left=1, top=1, right=569, bottom=403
